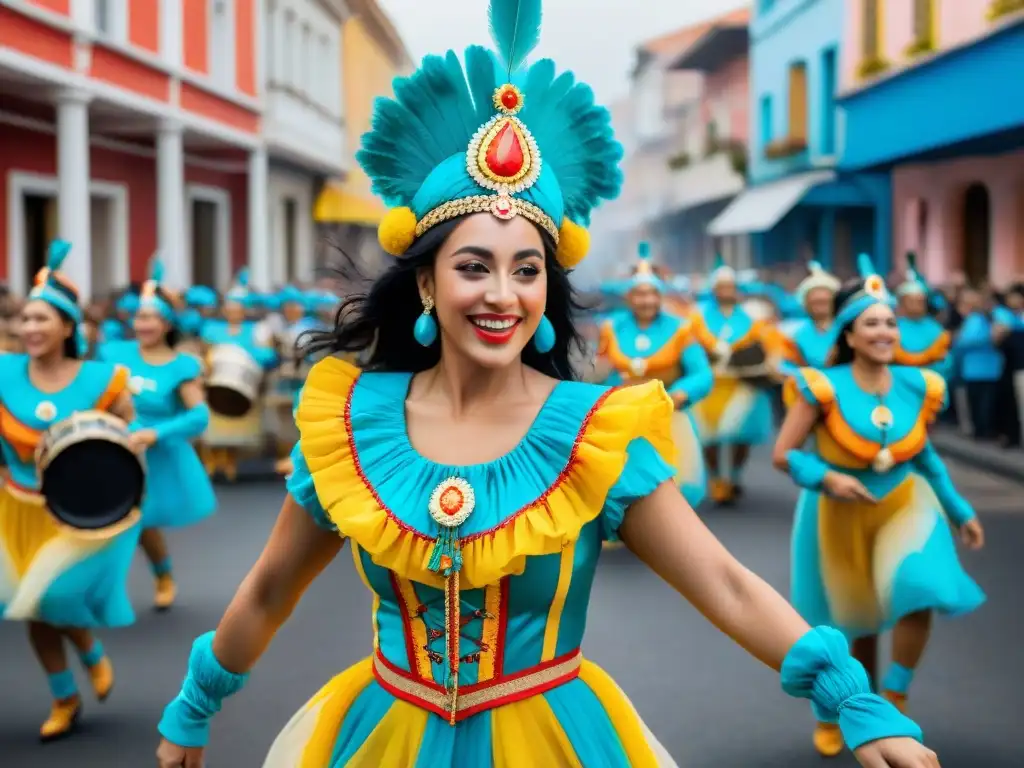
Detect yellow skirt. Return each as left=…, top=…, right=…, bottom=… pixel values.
left=264, top=657, right=678, bottom=767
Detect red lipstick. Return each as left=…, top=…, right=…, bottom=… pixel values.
left=468, top=314, right=522, bottom=345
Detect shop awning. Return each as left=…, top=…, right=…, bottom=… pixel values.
left=707, top=170, right=835, bottom=236
left=314, top=181, right=386, bottom=225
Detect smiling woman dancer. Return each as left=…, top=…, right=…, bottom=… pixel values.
left=0, top=241, right=139, bottom=740
left=773, top=255, right=985, bottom=758
left=156, top=3, right=940, bottom=767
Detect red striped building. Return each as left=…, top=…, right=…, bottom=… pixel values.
left=0, top=0, right=267, bottom=299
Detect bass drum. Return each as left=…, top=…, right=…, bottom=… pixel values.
left=726, top=342, right=776, bottom=390
left=206, top=344, right=263, bottom=418
left=37, top=410, right=145, bottom=538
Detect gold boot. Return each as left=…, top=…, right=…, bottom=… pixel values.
left=882, top=689, right=908, bottom=713
left=812, top=722, right=844, bottom=757
left=154, top=573, right=177, bottom=611
left=39, top=696, right=81, bottom=742
left=86, top=655, right=114, bottom=702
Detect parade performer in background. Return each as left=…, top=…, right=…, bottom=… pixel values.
left=100, top=290, right=139, bottom=344
left=178, top=285, right=219, bottom=350
left=690, top=257, right=777, bottom=504
left=893, top=254, right=952, bottom=380
left=779, top=261, right=841, bottom=376
left=198, top=270, right=278, bottom=481
left=0, top=241, right=139, bottom=740
left=99, top=260, right=215, bottom=611
left=597, top=242, right=712, bottom=508
left=773, top=254, right=985, bottom=758
left=157, top=4, right=937, bottom=766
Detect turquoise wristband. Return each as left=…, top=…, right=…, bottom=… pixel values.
left=781, top=627, right=923, bottom=750
left=157, top=631, right=249, bottom=748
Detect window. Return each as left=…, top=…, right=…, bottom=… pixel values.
left=820, top=48, right=837, bottom=155
left=787, top=62, right=808, bottom=142
left=911, top=0, right=935, bottom=49
left=209, top=0, right=236, bottom=88
left=301, top=24, right=312, bottom=96
left=759, top=95, right=773, bottom=147
left=862, top=0, right=881, bottom=61
left=93, top=0, right=126, bottom=41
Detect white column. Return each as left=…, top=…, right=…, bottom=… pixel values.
left=248, top=147, right=271, bottom=290
left=156, top=121, right=186, bottom=288
left=56, top=89, right=92, bottom=301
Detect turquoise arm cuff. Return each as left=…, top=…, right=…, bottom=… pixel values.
left=781, top=627, right=923, bottom=751
left=157, top=631, right=249, bottom=748
left=153, top=403, right=211, bottom=442
left=786, top=450, right=829, bottom=491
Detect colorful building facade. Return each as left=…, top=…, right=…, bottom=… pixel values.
left=313, top=0, right=411, bottom=269
left=839, top=1, right=1024, bottom=286
left=0, top=0, right=265, bottom=298
left=710, top=0, right=891, bottom=277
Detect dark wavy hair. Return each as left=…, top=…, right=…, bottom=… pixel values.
left=301, top=215, right=588, bottom=380
left=144, top=286, right=182, bottom=349
left=829, top=277, right=898, bottom=366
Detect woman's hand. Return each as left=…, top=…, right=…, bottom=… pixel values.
left=156, top=739, right=204, bottom=768
left=671, top=390, right=688, bottom=410
left=823, top=471, right=876, bottom=503
left=128, top=428, right=159, bottom=454
left=959, top=518, right=985, bottom=550
left=853, top=736, right=940, bottom=767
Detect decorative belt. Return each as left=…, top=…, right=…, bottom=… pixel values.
left=372, top=648, right=583, bottom=724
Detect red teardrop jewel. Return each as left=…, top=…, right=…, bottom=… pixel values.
left=501, top=89, right=519, bottom=110
left=484, top=121, right=525, bottom=178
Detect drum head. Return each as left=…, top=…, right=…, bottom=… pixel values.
left=730, top=344, right=767, bottom=369
left=42, top=442, right=144, bottom=531
left=207, top=385, right=255, bottom=418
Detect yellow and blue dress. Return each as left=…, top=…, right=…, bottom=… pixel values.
left=0, top=355, right=139, bottom=625
left=893, top=317, right=952, bottom=380
left=99, top=341, right=215, bottom=529
left=266, top=357, right=679, bottom=766
left=598, top=311, right=711, bottom=508
left=788, top=365, right=984, bottom=638
left=689, top=303, right=774, bottom=446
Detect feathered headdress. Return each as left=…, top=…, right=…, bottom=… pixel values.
left=626, top=241, right=665, bottom=292
left=139, top=255, right=179, bottom=322
left=29, top=240, right=88, bottom=356
left=897, top=252, right=928, bottom=297
left=359, top=0, right=622, bottom=269
left=708, top=253, right=736, bottom=287
left=796, top=260, right=841, bottom=304
left=225, top=267, right=250, bottom=304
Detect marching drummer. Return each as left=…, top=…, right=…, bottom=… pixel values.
left=267, top=285, right=318, bottom=466
left=179, top=285, right=219, bottom=342
left=199, top=269, right=278, bottom=482
left=689, top=256, right=779, bottom=505
left=99, top=259, right=216, bottom=612
left=0, top=240, right=140, bottom=741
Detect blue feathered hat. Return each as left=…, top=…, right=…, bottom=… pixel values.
left=823, top=253, right=895, bottom=362
left=796, top=260, right=841, bottom=304
left=185, top=285, right=218, bottom=308
left=359, top=0, right=622, bottom=270
left=626, top=241, right=665, bottom=293
left=138, top=255, right=178, bottom=323
left=708, top=253, right=736, bottom=287
left=225, top=268, right=250, bottom=305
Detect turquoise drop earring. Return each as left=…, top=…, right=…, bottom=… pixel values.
left=414, top=296, right=438, bottom=347
left=534, top=314, right=555, bottom=353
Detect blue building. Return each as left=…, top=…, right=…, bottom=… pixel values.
left=708, top=0, right=892, bottom=277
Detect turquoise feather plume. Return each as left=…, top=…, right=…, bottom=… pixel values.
left=489, top=0, right=542, bottom=76
left=637, top=241, right=650, bottom=260
left=149, top=256, right=165, bottom=284
left=808, top=260, right=823, bottom=273
left=856, top=252, right=876, bottom=278
left=713, top=253, right=725, bottom=270
left=236, top=267, right=250, bottom=287
left=47, top=240, right=71, bottom=271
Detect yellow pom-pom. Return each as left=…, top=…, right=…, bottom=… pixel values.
left=554, top=218, right=590, bottom=269
left=378, top=207, right=418, bottom=256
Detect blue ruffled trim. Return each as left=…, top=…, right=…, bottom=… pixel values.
left=601, top=438, right=674, bottom=542
left=781, top=626, right=923, bottom=750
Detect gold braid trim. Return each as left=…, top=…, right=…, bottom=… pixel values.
left=415, top=195, right=560, bottom=243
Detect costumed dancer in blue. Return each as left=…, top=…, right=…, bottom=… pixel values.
left=179, top=285, right=220, bottom=349
left=892, top=254, right=952, bottom=380
left=198, top=269, right=278, bottom=481
left=773, top=254, right=985, bottom=758
left=99, top=259, right=215, bottom=611
left=778, top=261, right=841, bottom=376
left=100, top=290, right=139, bottom=345
left=156, top=3, right=939, bottom=767
left=596, top=242, right=712, bottom=508
left=689, top=256, right=778, bottom=505
left=0, top=241, right=139, bottom=740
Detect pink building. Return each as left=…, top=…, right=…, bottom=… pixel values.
left=838, top=1, right=1024, bottom=286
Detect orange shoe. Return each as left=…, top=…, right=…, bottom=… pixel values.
left=882, top=689, right=908, bottom=713
left=39, top=696, right=81, bottom=742
left=812, top=722, right=844, bottom=757
left=154, top=573, right=177, bottom=611
left=86, top=656, right=114, bottom=702
left=710, top=478, right=737, bottom=505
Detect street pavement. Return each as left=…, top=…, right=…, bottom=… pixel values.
left=1, top=451, right=1021, bottom=767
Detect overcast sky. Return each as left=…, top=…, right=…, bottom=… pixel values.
left=376, top=0, right=749, bottom=102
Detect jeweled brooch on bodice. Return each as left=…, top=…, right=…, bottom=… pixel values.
left=466, top=84, right=542, bottom=220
